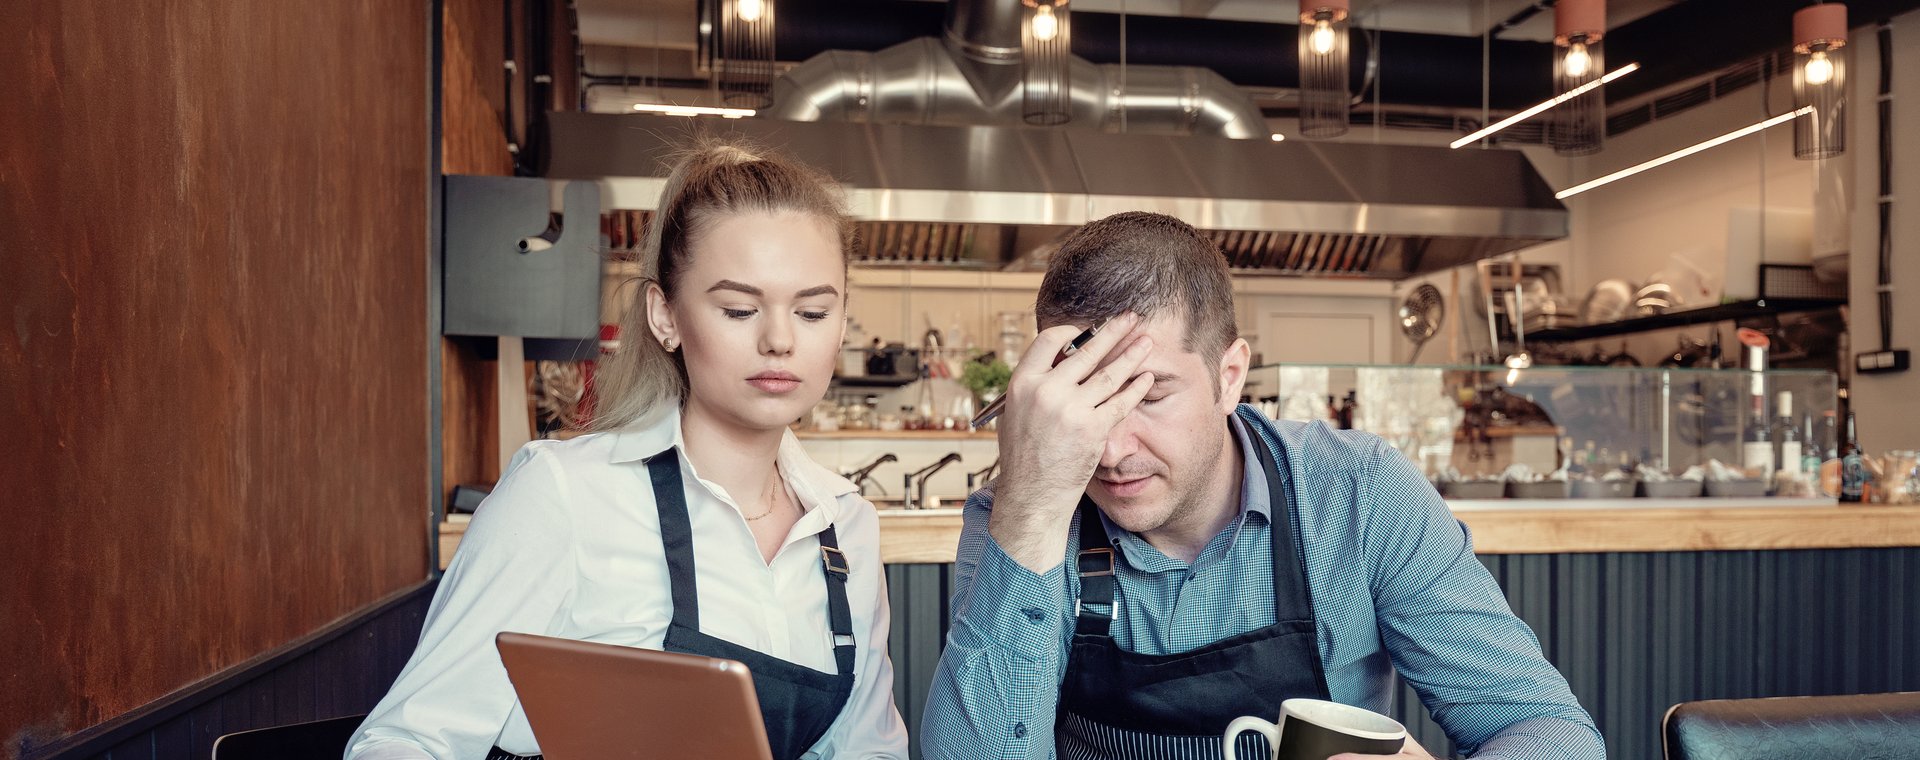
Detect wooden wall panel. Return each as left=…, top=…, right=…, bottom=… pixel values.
left=439, top=0, right=515, bottom=503
left=0, top=0, right=427, bottom=753
left=39, top=581, right=436, bottom=760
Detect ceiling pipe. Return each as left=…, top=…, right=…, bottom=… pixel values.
left=766, top=0, right=1920, bottom=112
left=764, top=0, right=1270, bottom=138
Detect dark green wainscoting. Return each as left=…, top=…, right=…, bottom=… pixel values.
left=887, top=548, right=1920, bottom=760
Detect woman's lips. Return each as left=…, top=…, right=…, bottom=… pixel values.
left=748, top=371, right=802, bottom=394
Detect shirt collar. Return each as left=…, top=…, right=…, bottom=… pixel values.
left=1229, top=413, right=1275, bottom=521
left=607, top=405, right=860, bottom=517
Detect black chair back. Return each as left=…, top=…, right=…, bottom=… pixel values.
left=1664, top=692, right=1920, bottom=760
left=211, top=714, right=366, bottom=760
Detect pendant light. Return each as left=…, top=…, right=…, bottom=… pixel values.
left=1297, top=0, right=1350, bottom=138
left=1551, top=0, right=1607, bottom=155
left=1022, top=0, right=1073, bottom=125
left=1792, top=3, right=1848, bottom=159
left=717, top=0, right=775, bottom=108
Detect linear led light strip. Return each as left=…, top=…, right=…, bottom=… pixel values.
left=1449, top=63, right=1641, bottom=149
left=631, top=103, right=756, bottom=118
left=1555, top=106, right=1814, bottom=199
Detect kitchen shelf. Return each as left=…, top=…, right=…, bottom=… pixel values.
left=830, top=373, right=921, bottom=388
left=1527, top=298, right=1845, bottom=342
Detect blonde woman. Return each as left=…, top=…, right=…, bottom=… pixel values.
left=348, top=143, right=909, bottom=759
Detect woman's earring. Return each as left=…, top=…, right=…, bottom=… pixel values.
left=662, top=337, right=678, bottom=352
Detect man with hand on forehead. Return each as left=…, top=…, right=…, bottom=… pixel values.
left=919, top=212, right=1603, bottom=760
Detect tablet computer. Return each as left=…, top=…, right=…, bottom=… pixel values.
left=496, top=632, right=774, bottom=760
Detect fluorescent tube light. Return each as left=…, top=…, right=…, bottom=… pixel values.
left=630, top=103, right=756, bottom=118
left=1554, top=106, right=1813, bottom=199
left=1449, top=63, right=1640, bottom=149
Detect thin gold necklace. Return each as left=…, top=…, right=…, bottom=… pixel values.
left=744, top=474, right=786, bottom=522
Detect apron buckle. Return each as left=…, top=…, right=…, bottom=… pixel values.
left=1077, top=547, right=1115, bottom=577
left=820, top=545, right=850, bottom=577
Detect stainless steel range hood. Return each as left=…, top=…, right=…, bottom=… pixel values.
left=545, top=112, right=1567, bottom=279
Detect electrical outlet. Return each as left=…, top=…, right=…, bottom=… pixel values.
left=1856, top=349, right=1911, bottom=374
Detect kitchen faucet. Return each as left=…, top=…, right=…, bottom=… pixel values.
left=966, top=458, right=1000, bottom=490
left=843, top=453, right=897, bottom=497
left=903, top=452, right=963, bottom=509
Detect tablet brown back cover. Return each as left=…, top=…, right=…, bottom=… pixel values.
left=497, top=632, right=775, bottom=760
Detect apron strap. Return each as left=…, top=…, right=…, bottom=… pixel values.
left=1074, top=497, right=1117, bottom=637
left=817, top=525, right=858, bottom=676
left=1069, top=414, right=1315, bottom=639
left=1242, top=414, right=1314, bottom=619
left=646, top=449, right=702, bottom=632
left=650, top=446, right=857, bottom=676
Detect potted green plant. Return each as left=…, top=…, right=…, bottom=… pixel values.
left=959, top=354, right=1012, bottom=409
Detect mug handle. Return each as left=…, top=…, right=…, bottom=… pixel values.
left=1223, top=716, right=1281, bottom=760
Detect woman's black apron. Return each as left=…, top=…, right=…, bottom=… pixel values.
left=489, top=448, right=855, bottom=760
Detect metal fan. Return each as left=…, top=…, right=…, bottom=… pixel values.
left=1398, top=284, right=1446, bottom=363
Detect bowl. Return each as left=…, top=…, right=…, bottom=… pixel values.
left=1506, top=481, right=1570, bottom=499
left=1638, top=480, right=1704, bottom=498
left=1572, top=479, right=1638, bottom=499
left=1438, top=481, right=1505, bottom=500
left=1704, top=479, right=1768, bottom=498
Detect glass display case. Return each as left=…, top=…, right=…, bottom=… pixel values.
left=1245, top=363, right=1840, bottom=500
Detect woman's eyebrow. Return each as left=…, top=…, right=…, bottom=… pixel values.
left=705, top=279, right=762, bottom=296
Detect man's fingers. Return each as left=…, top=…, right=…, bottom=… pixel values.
left=1079, top=335, right=1153, bottom=400
left=1015, top=324, right=1086, bottom=377
left=1051, top=312, right=1140, bottom=380
left=1096, top=371, right=1156, bottom=422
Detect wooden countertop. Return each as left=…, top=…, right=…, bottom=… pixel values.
left=441, top=501, right=1920, bottom=568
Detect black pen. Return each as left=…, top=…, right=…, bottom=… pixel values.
left=968, top=318, right=1110, bottom=429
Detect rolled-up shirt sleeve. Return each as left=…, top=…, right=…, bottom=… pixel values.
left=1360, top=442, right=1605, bottom=759
left=919, top=489, right=1074, bottom=760
left=346, top=444, right=578, bottom=759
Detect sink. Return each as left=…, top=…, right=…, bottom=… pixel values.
left=867, top=497, right=964, bottom=511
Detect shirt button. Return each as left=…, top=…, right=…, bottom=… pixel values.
left=1013, top=722, right=1028, bottom=738
left=1020, top=607, right=1046, bottom=623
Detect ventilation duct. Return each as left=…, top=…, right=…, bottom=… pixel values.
left=761, top=0, right=1270, bottom=139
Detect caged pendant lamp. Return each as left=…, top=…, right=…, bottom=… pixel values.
left=1551, top=0, right=1607, bottom=155
left=1297, top=0, right=1350, bottom=138
left=1022, top=0, right=1072, bottom=125
left=716, top=0, right=776, bottom=108
left=1792, top=3, right=1848, bottom=159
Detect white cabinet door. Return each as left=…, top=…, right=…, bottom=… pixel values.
left=1259, top=298, right=1391, bottom=365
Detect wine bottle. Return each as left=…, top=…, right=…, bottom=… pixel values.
left=1800, top=412, right=1823, bottom=488
left=1776, top=392, right=1802, bottom=477
left=1839, top=411, right=1866, bottom=503
left=1741, top=397, right=1774, bottom=478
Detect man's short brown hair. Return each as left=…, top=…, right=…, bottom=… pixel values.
left=1035, top=211, right=1238, bottom=359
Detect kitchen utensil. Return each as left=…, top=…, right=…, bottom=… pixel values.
left=1397, top=284, right=1445, bottom=363
left=1583, top=279, right=1635, bottom=325
left=1634, top=282, right=1677, bottom=316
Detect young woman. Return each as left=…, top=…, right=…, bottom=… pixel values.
left=347, top=142, right=909, bottom=759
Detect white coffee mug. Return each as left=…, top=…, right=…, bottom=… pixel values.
left=1223, top=698, right=1408, bottom=760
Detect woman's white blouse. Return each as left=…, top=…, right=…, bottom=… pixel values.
left=347, top=409, right=909, bottom=759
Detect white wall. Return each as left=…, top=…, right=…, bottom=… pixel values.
left=1559, top=76, right=1817, bottom=299
left=1847, top=11, right=1920, bottom=452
